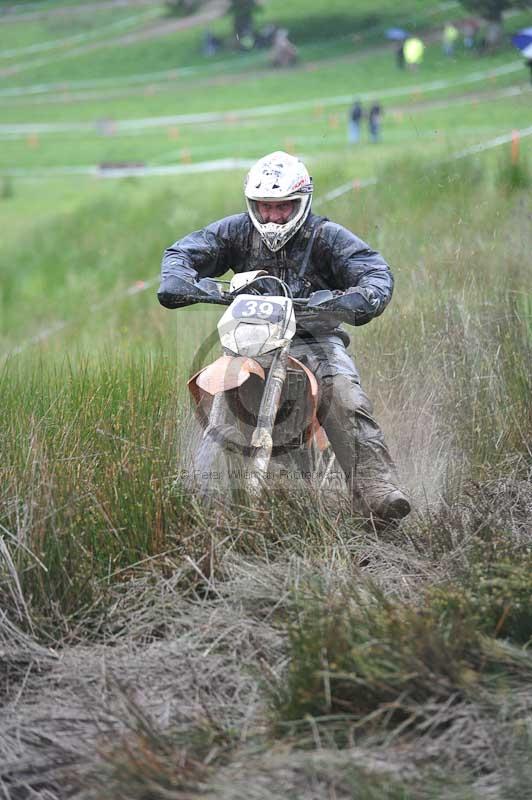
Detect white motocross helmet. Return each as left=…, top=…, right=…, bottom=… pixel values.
left=244, top=151, right=313, bottom=252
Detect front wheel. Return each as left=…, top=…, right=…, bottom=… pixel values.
left=192, top=391, right=247, bottom=501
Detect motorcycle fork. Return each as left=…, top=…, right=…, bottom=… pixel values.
left=248, top=344, right=289, bottom=493
left=203, top=390, right=227, bottom=442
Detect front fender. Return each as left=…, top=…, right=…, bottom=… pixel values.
left=188, top=355, right=265, bottom=405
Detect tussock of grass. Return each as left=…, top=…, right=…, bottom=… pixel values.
left=275, top=583, right=480, bottom=730
left=274, top=576, right=532, bottom=747
left=430, top=539, right=532, bottom=646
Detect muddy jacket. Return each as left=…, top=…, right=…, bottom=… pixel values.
left=159, top=212, right=394, bottom=341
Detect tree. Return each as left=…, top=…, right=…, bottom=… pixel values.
left=460, top=0, right=531, bottom=21
left=459, top=0, right=532, bottom=44
left=165, top=0, right=203, bottom=15
left=229, top=0, right=261, bottom=41
left=166, top=0, right=263, bottom=46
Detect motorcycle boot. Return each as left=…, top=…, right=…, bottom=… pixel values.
left=319, top=374, right=411, bottom=525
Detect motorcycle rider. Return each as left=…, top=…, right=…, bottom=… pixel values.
left=158, top=151, right=410, bottom=524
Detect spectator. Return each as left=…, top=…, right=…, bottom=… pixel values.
left=348, top=101, right=363, bottom=144
left=368, top=103, right=382, bottom=143
left=475, top=22, right=485, bottom=51
left=270, top=28, right=298, bottom=67
left=237, top=30, right=255, bottom=51
left=442, top=23, right=459, bottom=56
left=461, top=18, right=479, bottom=49
left=396, top=41, right=405, bottom=69
left=202, top=30, right=221, bottom=57
left=403, top=37, right=424, bottom=70
left=485, top=22, right=501, bottom=50
left=256, top=23, right=277, bottom=48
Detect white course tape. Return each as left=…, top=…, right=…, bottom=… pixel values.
left=4, top=278, right=160, bottom=359
left=315, top=177, right=378, bottom=206
left=318, top=125, right=532, bottom=203
left=7, top=320, right=68, bottom=357
left=0, top=10, right=159, bottom=60
left=4, top=158, right=255, bottom=179
left=453, top=125, right=532, bottom=158
left=0, top=61, right=523, bottom=135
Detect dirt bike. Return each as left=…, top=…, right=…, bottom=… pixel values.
left=184, top=271, right=342, bottom=498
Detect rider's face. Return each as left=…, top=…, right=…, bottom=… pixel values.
left=256, top=200, right=296, bottom=224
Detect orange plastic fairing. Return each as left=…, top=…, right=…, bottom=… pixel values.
left=188, top=355, right=265, bottom=404
left=188, top=353, right=329, bottom=450
left=287, top=356, right=329, bottom=451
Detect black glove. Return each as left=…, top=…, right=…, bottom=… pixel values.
left=307, top=288, right=379, bottom=326
left=157, top=276, right=221, bottom=309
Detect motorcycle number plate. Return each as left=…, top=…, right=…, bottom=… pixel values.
left=231, top=298, right=286, bottom=323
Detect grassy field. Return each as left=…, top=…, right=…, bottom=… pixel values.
left=1, top=0, right=532, bottom=797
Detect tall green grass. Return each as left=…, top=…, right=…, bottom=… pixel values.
left=328, top=154, right=532, bottom=479
left=0, top=355, right=196, bottom=633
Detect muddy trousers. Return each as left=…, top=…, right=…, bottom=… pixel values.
left=319, top=374, right=401, bottom=514
left=289, top=336, right=403, bottom=515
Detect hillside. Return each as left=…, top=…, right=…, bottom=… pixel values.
left=1, top=1, right=532, bottom=797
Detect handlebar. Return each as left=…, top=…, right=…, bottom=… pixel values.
left=172, top=275, right=343, bottom=320
left=173, top=273, right=341, bottom=315
left=188, top=293, right=233, bottom=307
left=184, top=292, right=329, bottom=318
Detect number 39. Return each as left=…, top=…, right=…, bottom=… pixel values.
left=241, top=300, right=274, bottom=318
